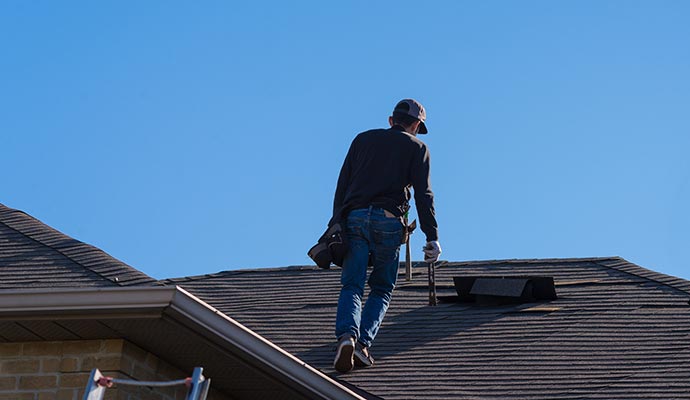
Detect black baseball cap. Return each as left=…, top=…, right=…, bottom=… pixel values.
left=393, top=98, right=428, bottom=134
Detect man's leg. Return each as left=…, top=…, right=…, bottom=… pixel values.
left=335, top=211, right=370, bottom=340
left=358, top=213, right=403, bottom=348
left=334, top=209, right=370, bottom=372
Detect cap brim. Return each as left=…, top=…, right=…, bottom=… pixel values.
left=418, top=121, right=428, bottom=134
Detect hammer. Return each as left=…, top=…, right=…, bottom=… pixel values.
left=428, top=261, right=437, bottom=306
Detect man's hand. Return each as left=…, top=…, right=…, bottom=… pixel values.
left=423, top=241, right=442, bottom=263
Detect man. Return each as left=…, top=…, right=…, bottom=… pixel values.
left=332, top=98, right=441, bottom=373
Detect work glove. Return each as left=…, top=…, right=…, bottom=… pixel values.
left=423, top=241, right=442, bottom=263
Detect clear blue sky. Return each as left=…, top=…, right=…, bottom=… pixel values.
left=2, top=2, right=688, bottom=280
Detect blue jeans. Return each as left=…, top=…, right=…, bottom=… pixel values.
left=335, top=207, right=404, bottom=348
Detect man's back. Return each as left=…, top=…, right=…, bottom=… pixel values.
left=335, top=128, right=429, bottom=216
left=334, top=127, right=437, bottom=242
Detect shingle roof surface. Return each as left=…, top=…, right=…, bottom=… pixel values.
left=3, top=203, right=688, bottom=398
left=164, top=258, right=690, bottom=399
left=0, top=203, right=157, bottom=288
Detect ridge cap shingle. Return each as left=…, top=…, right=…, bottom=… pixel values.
left=161, top=256, right=627, bottom=283
left=161, top=264, right=320, bottom=284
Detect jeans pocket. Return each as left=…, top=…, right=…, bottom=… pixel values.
left=372, top=227, right=403, bottom=248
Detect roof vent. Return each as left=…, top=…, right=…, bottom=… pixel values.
left=446, top=276, right=557, bottom=305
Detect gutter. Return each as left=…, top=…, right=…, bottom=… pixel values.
left=0, top=286, right=174, bottom=318
left=0, top=286, right=365, bottom=400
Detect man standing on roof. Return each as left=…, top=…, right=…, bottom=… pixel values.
left=332, top=99, right=441, bottom=373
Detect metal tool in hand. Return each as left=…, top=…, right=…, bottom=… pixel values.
left=428, top=261, right=437, bottom=306
left=404, top=219, right=417, bottom=281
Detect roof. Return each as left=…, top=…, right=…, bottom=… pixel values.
left=0, top=203, right=363, bottom=399
left=164, top=257, right=690, bottom=399
left=0, top=203, right=157, bottom=288
left=0, top=285, right=364, bottom=400
left=3, top=203, right=690, bottom=398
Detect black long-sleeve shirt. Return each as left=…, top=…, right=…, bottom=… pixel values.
left=332, top=126, right=438, bottom=242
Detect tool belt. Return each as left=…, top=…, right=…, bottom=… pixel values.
left=308, top=208, right=415, bottom=269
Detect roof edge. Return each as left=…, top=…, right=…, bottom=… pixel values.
left=169, top=286, right=365, bottom=400
left=0, top=203, right=157, bottom=286
left=0, top=286, right=365, bottom=400
left=595, top=257, right=690, bottom=295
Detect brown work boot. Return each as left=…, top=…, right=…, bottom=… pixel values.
left=354, top=342, right=374, bottom=368
left=333, top=335, right=355, bottom=373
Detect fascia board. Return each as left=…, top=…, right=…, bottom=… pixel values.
left=0, top=286, right=176, bottom=319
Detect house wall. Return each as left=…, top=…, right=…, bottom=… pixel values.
left=0, top=339, right=226, bottom=400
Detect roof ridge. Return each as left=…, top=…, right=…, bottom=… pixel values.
left=161, top=264, right=321, bottom=284
left=442, top=256, right=623, bottom=266
left=0, top=203, right=157, bottom=287
left=594, top=257, right=690, bottom=295
left=161, top=256, right=626, bottom=284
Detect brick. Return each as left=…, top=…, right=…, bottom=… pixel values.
left=42, top=358, right=61, bottom=373
left=60, top=358, right=79, bottom=372
left=62, top=340, right=100, bottom=355
left=104, top=390, right=120, bottom=400
left=121, top=386, right=166, bottom=400
left=119, top=356, right=134, bottom=376
left=131, top=363, right=156, bottom=381
left=102, top=339, right=124, bottom=354
left=19, top=374, right=58, bottom=390
left=145, top=352, right=159, bottom=369
left=0, top=393, right=34, bottom=400
left=39, top=392, right=58, bottom=400
left=81, top=356, right=121, bottom=372
left=156, top=362, right=183, bottom=380
left=56, top=388, right=76, bottom=400
left=0, top=343, right=22, bottom=356
left=175, top=388, right=188, bottom=400
left=23, top=341, right=62, bottom=356
left=59, top=372, right=91, bottom=388
left=1, top=359, right=40, bottom=373
left=158, top=386, right=178, bottom=400
left=122, top=341, right=148, bottom=362
left=0, top=376, right=16, bottom=390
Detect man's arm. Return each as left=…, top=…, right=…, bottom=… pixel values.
left=410, top=144, right=438, bottom=242
left=331, top=140, right=356, bottom=223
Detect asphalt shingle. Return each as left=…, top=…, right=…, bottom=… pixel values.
left=164, top=258, right=690, bottom=399
left=0, top=203, right=157, bottom=288
left=3, top=203, right=688, bottom=398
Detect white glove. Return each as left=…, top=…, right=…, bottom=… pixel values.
left=423, top=241, right=442, bottom=263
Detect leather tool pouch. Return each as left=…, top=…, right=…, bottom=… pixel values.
left=308, top=222, right=349, bottom=269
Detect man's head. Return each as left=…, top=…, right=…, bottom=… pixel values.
left=389, top=98, right=428, bottom=135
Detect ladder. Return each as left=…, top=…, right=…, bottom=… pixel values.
left=83, top=366, right=210, bottom=400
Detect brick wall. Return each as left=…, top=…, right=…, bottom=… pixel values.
left=0, top=339, right=224, bottom=400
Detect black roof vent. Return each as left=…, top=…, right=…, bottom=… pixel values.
left=446, top=276, right=557, bottom=305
